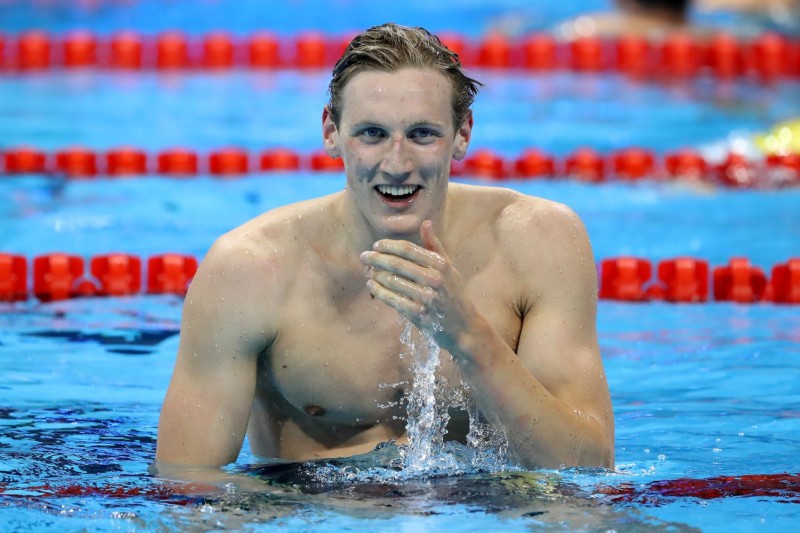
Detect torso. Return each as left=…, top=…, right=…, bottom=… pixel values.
left=237, top=184, right=549, bottom=461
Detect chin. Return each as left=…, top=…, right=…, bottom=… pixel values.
left=375, top=216, right=423, bottom=241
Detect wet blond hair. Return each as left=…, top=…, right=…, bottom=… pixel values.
left=327, top=23, right=482, bottom=132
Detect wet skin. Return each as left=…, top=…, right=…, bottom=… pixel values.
left=155, top=67, right=614, bottom=476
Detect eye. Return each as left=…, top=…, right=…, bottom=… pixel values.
left=359, top=127, right=384, bottom=139
left=410, top=128, right=440, bottom=142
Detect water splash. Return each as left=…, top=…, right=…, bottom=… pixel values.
left=400, top=317, right=453, bottom=473
left=307, top=317, right=510, bottom=486
left=398, top=316, right=510, bottom=476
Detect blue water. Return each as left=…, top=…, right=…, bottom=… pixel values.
left=2, top=0, right=800, bottom=531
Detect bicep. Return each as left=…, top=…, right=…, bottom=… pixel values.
left=515, top=208, right=613, bottom=438
left=156, top=343, right=257, bottom=466
left=156, top=244, right=269, bottom=467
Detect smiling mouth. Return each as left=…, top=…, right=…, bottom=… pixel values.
left=375, top=184, right=421, bottom=202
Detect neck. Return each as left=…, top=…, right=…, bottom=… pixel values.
left=334, top=191, right=449, bottom=256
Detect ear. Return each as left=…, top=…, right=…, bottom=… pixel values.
left=451, top=110, right=473, bottom=161
left=322, top=106, right=341, bottom=159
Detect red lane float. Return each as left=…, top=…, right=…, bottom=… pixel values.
left=522, top=34, right=558, bottom=71
left=707, top=32, right=744, bottom=79
left=156, top=31, right=191, bottom=70
left=147, top=254, right=197, bottom=295
left=309, top=150, right=344, bottom=171
left=259, top=148, right=301, bottom=172
left=33, top=253, right=85, bottom=302
left=0, top=254, right=27, bottom=302
left=202, top=32, right=235, bottom=69
left=664, top=149, right=709, bottom=181
left=2, top=147, right=47, bottom=174
left=477, top=34, right=512, bottom=69
left=660, top=33, right=702, bottom=78
left=615, top=35, right=652, bottom=78
left=438, top=33, right=470, bottom=66
left=17, top=30, right=51, bottom=70
left=599, top=257, right=653, bottom=301
left=599, top=472, right=800, bottom=504
left=766, top=153, right=800, bottom=187
left=63, top=31, right=98, bottom=68
left=248, top=32, right=281, bottom=68
left=157, top=149, right=199, bottom=177
left=55, top=148, right=98, bottom=178
left=294, top=32, right=328, bottom=69
left=91, top=254, right=142, bottom=296
left=565, top=147, right=606, bottom=183
left=771, top=259, right=800, bottom=304
left=716, top=152, right=759, bottom=188
left=612, top=147, right=656, bottom=181
left=713, top=257, right=768, bottom=303
left=570, top=37, right=605, bottom=72
left=107, top=147, right=148, bottom=176
left=463, top=149, right=506, bottom=180
left=652, top=257, right=710, bottom=302
left=514, top=148, right=556, bottom=178
left=751, top=32, right=790, bottom=82
left=209, top=147, right=249, bottom=176
left=109, top=31, right=143, bottom=69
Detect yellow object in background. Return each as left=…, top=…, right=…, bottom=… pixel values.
left=754, top=119, right=800, bottom=155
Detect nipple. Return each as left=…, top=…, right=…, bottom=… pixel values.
left=304, top=404, right=327, bottom=417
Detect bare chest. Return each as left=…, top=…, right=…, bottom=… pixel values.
left=259, top=260, right=523, bottom=431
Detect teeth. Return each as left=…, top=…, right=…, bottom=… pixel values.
left=376, top=184, right=418, bottom=196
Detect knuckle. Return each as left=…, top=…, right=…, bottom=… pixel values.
left=427, top=271, right=444, bottom=289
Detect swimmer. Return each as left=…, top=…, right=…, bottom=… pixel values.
left=553, top=0, right=697, bottom=41
left=154, top=23, right=614, bottom=484
left=698, top=0, right=800, bottom=36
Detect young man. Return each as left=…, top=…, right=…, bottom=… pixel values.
left=155, top=23, right=614, bottom=477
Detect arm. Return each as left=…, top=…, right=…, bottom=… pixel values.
left=360, top=211, right=614, bottom=470
left=155, top=235, right=275, bottom=481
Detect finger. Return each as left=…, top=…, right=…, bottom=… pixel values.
left=368, top=239, right=446, bottom=270
left=366, top=279, right=426, bottom=320
left=361, top=251, right=443, bottom=287
left=370, top=269, right=436, bottom=306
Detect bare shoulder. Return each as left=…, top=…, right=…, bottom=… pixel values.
left=451, top=182, right=588, bottom=251
left=187, top=193, right=341, bottom=329
left=451, top=183, right=595, bottom=296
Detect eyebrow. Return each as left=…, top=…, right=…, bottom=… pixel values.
left=348, top=119, right=447, bottom=132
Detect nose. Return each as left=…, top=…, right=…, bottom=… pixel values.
left=378, top=135, right=414, bottom=179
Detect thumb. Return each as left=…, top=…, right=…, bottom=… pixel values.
left=420, top=220, right=447, bottom=256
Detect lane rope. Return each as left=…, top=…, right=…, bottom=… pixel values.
left=0, top=253, right=797, bottom=304
left=1, top=146, right=798, bottom=188
left=0, top=30, right=799, bottom=82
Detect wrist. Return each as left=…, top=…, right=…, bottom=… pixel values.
left=449, top=313, right=501, bottom=369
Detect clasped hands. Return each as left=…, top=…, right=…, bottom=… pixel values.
left=359, top=219, right=481, bottom=357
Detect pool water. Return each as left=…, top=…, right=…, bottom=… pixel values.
left=2, top=0, right=800, bottom=531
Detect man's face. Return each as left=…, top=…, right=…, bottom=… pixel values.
left=324, top=67, right=471, bottom=241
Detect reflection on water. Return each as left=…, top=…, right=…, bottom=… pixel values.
left=0, top=403, right=779, bottom=532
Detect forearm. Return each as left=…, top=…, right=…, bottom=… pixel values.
left=452, top=317, right=614, bottom=470
left=150, top=461, right=273, bottom=495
